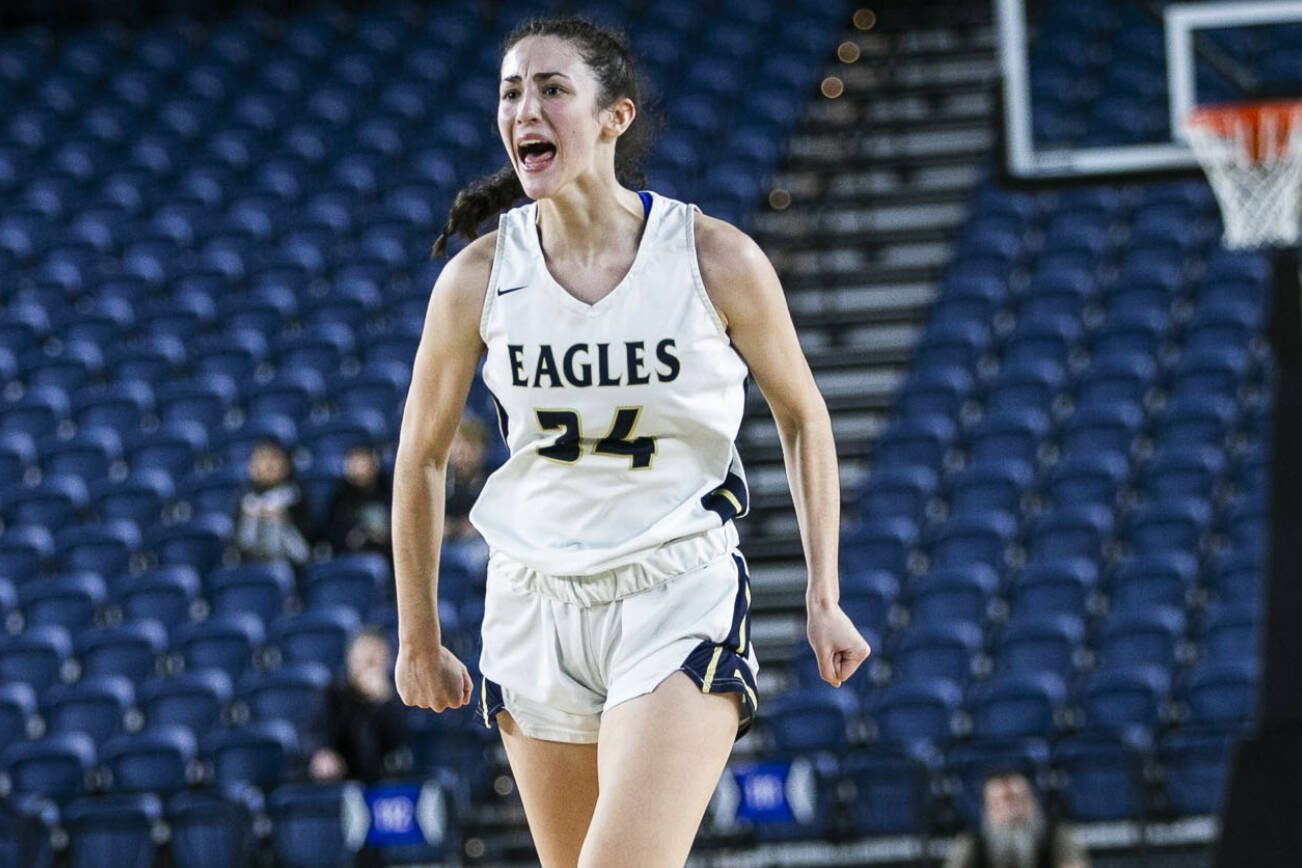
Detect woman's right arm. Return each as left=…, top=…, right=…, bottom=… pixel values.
left=392, top=232, right=495, bottom=712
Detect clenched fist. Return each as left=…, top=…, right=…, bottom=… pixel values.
left=395, top=643, right=474, bottom=712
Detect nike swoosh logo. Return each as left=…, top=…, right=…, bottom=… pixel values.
left=497, top=285, right=527, bottom=296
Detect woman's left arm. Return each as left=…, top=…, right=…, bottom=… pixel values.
left=696, top=214, right=871, bottom=687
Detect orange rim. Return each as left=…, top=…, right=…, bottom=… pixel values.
left=1186, top=99, right=1302, bottom=163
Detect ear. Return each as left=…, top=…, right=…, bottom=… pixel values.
left=601, top=97, right=637, bottom=139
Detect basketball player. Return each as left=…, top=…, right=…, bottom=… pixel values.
left=393, top=16, right=870, bottom=867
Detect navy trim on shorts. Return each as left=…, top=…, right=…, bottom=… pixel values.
left=478, top=674, right=506, bottom=730
left=638, top=190, right=652, bottom=218
left=679, top=641, right=759, bottom=741
left=678, top=553, right=758, bottom=741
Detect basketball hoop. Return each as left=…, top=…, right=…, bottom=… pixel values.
left=1183, top=100, right=1302, bottom=250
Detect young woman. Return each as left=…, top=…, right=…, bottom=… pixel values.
left=392, top=16, right=869, bottom=867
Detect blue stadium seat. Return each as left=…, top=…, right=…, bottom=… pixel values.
left=1139, top=446, right=1224, bottom=502
left=144, top=513, right=232, bottom=575
left=166, top=787, right=259, bottom=868
left=1026, top=504, right=1113, bottom=563
left=38, top=428, right=122, bottom=482
left=872, top=414, right=956, bottom=472
left=995, top=614, right=1084, bottom=677
left=175, top=613, right=265, bottom=682
left=302, top=554, right=390, bottom=616
left=115, top=566, right=200, bottom=631
left=841, top=749, right=930, bottom=836
left=966, top=408, right=1049, bottom=465
left=204, top=719, right=298, bottom=790
left=969, top=672, right=1066, bottom=739
left=1225, top=499, right=1266, bottom=554
left=1109, top=551, right=1197, bottom=614
left=869, top=678, right=961, bottom=756
left=268, top=782, right=366, bottom=868
left=210, top=414, right=298, bottom=469
left=911, top=322, right=989, bottom=376
left=1171, top=346, right=1250, bottom=402
left=76, top=620, right=168, bottom=683
left=838, top=572, right=898, bottom=635
left=156, top=374, right=240, bottom=430
left=0, top=431, right=36, bottom=488
left=270, top=607, right=359, bottom=674
left=127, top=422, right=208, bottom=479
left=892, top=622, right=982, bottom=686
left=106, top=335, right=187, bottom=382
left=1048, top=452, right=1128, bottom=509
left=139, top=669, right=232, bottom=734
left=1184, top=300, right=1263, bottom=355
left=858, top=465, right=938, bottom=523
left=1127, top=498, right=1211, bottom=556
left=1209, top=549, right=1261, bottom=605
left=909, top=564, right=998, bottom=627
left=237, top=662, right=331, bottom=731
left=1201, top=602, right=1259, bottom=661
left=0, top=624, right=72, bottom=693
left=1000, top=315, right=1079, bottom=369
left=1052, top=730, right=1148, bottom=821
left=90, top=470, right=174, bottom=528
left=19, top=571, right=106, bottom=632
left=983, top=358, right=1064, bottom=414
left=0, top=523, right=54, bottom=583
left=208, top=563, right=294, bottom=625
left=64, top=792, right=162, bottom=868
left=54, top=522, right=139, bottom=578
left=842, top=517, right=917, bottom=578
left=1, top=474, right=89, bottom=534
left=44, top=675, right=134, bottom=746
left=895, top=367, right=973, bottom=419
left=1098, top=607, right=1185, bottom=671
left=1080, top=666, right=1170, bottom=733
left=1181, top=659, right=1256, bottom=726
left=1156, top=395, right=1235, bottom=449
left=927, top=513, right=1016, bottom=571
left=1, top=731, right=96, bottom=803
left=928, top=275, right=1003, bottom=327
left=1059, top=402, right=1142, bottom=459
left=244, top=369, right=325, bottom=423
left=1075, top=352, right=1157, bottom=410
left=1159, top=725, right=1241, bottom=816
left=101, top=726, right=197, bottom=795
left=0, top=683, right=37, bottom=755
left=763, top=686, right=860, bottom=755
left=948, top=458, right=1032, bottom=518
left=174, top=466, right=244, bottom=518
left=70, top=381, right=153, bottom=434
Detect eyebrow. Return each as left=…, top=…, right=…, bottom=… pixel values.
left=501, top=72, right=571, bottom=83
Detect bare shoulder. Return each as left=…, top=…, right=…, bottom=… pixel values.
left=692, top=210, right=780, bottom=327
left=435, top=229, right=498, bottom=304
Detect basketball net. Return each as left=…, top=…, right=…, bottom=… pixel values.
left=1183, top=101, right=1302, bottom=250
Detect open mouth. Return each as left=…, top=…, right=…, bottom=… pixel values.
left=518, top=140, right=557, bottom=171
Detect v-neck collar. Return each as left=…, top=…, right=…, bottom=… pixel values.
left=529, top=191, right=658, bottom=316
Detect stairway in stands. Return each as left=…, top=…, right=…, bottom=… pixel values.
left=739, top=1, right=999, bottom=685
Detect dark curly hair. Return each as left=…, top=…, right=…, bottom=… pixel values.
left=430, top=16, right=657, bottom=257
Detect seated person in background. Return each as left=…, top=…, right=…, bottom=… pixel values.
left=441, top=415, right=489, bottom=571
left=233, top=439, right=313, bottom=567
left=944, top=770, right=1089, bottom=868
left=325, top=444, right=393, bottom=559
left=306, top=629, right=409, bottom=784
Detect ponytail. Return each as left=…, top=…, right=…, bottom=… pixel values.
left=430, top=164, right=524, bottom=258
left=430, top=15, right=657, bottom=259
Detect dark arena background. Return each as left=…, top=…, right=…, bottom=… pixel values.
left=0, top=0, right=1297, bottom=865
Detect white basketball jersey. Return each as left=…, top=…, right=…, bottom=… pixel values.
left=468, top=191, right=750, bottom=576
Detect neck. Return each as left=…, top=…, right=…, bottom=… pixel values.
left=535, top=176, right=646, bottom=267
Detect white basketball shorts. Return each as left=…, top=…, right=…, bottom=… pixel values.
left=475, top=524, right=760, bottom=744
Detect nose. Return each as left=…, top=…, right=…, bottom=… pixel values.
left=515, top=83, right=542, bottom=122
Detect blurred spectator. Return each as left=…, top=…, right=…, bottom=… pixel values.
left=233, top=439, right=313, bottom=567
left=305, top=629, right=409, bottom=783
left=326, top=445, right=393, bottom=559
left=944, top=771, right=1089, bottom=868
left=443, top=416, right=489, bottom=571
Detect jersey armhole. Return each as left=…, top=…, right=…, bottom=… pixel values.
left=478, top=212, right=511, bottom=343
left=685, top=203, right=730, bottom=339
